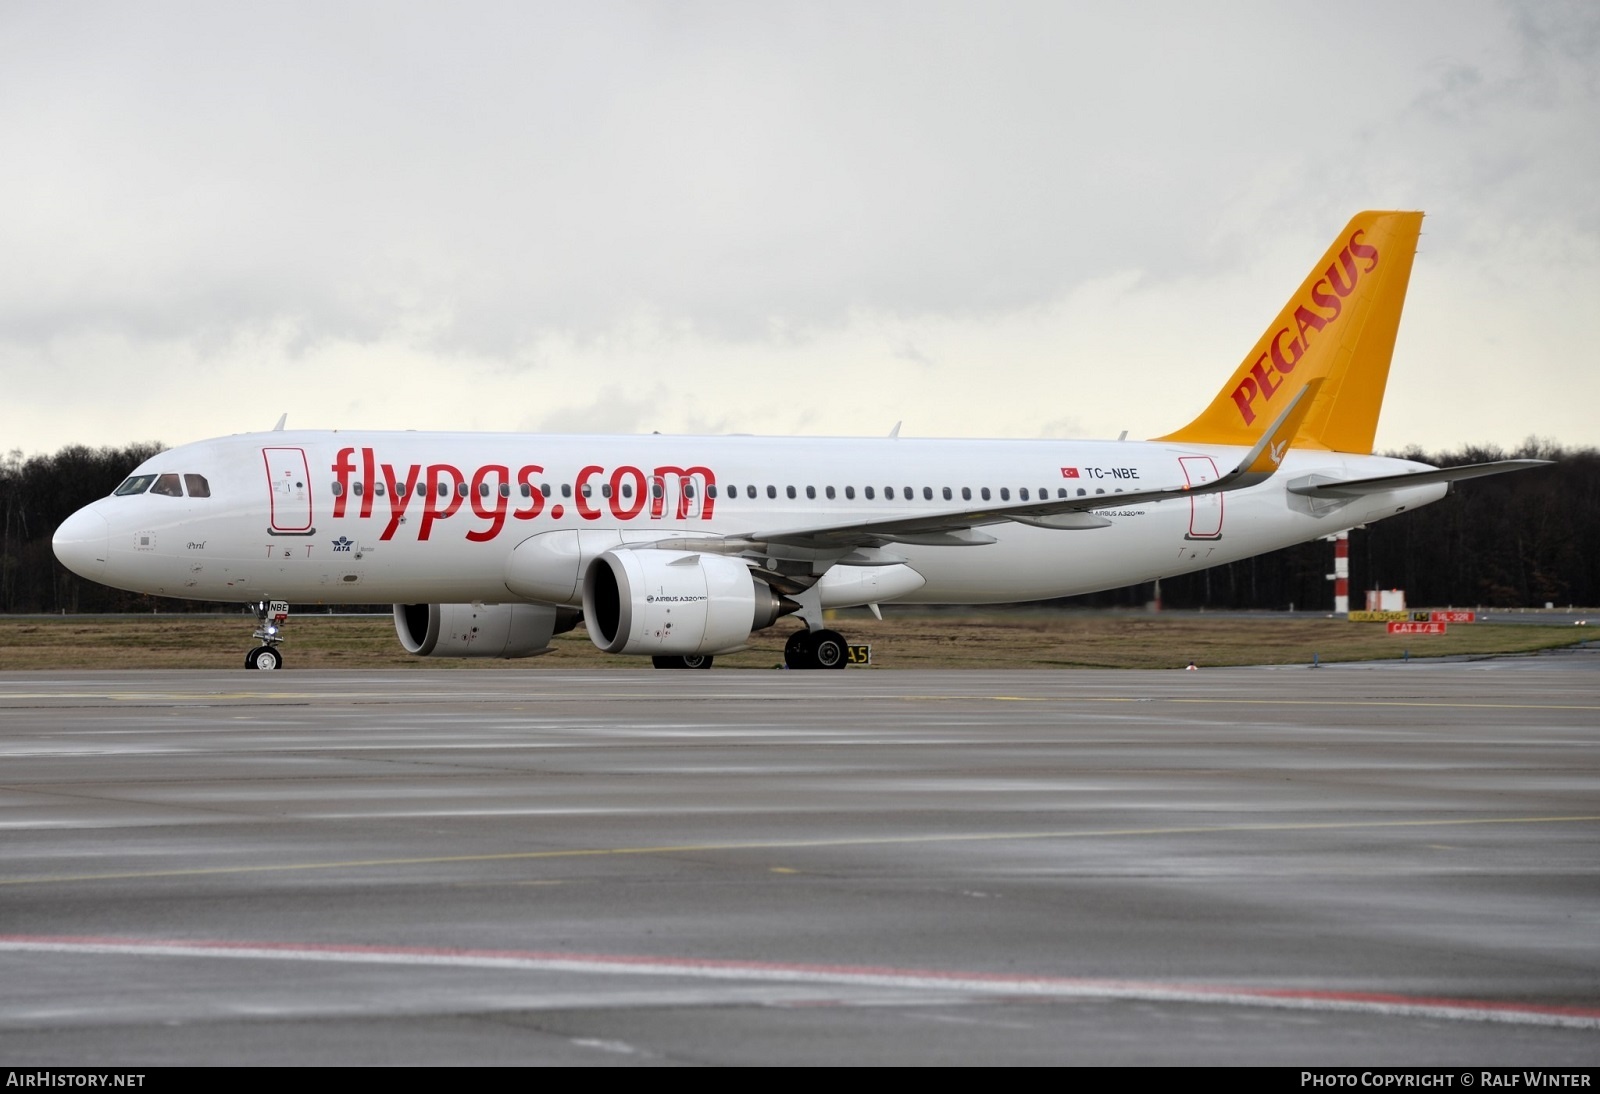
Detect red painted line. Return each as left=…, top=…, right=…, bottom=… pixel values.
left=2, top=934, right=1596, bottom=1029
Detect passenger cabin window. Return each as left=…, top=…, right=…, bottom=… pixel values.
left=845, top=486, right=855, bottom=499
left=705, top=485, right=715, bottom=499
left=825, top=486, right=836, bottom=500
left=942, top=487, right=952, bottom=500
left=786, top=486, right=796, bottom=499
left=1000, top=488, right=1011, bottom=501
left=114, top=475, right=156, bottom=496
left=806, top=486, right=815, bottom=499
left=353, top=482, right=364, bottom=497
left=766, top=485, right=777, bottom=499
left=330, top=482, right=344, bottom=497
left=864, top=486, right=875, bottom=500
left=961, top=487, right=972, bottom=501
left=150, top=474, right=183, bottom=497
left=980, top=487, right=991, bottom=501
left=923, top=487, right=933, bottom=500
left=746, top=485, right=756, bottom=498
left=562, top=484, right=572, bottom=498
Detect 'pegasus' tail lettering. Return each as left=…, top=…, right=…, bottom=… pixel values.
left=1158, top=210, right=1423, bottom=454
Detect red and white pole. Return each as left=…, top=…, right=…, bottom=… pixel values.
left=1331, top=532, right=1349, bottom=614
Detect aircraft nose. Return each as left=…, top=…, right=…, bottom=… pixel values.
left=53, top=507, right=110, bottom=582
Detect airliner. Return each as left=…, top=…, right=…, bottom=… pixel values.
left=52, top=211, right=1544, bottom=670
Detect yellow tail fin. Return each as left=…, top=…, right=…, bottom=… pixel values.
left=1157, top=210, right=1424, bottom=454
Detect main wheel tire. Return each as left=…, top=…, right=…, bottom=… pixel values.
left=653, top=654, right=715, bottom=670
left=246, top=646, right=283, bottom=671
left=784, top=630, right=814, bottom=669
left=810, top=629, right=848, bottom=670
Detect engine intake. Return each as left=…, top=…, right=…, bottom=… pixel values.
left=582, top=549, right=790, bottom=656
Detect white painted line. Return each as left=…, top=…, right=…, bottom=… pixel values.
left=2, top=935, right=1596, bottom=1030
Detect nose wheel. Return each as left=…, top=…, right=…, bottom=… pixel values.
left=245, top=646, right=283, bottom=670
left=245, top=600, right=289, bottom=670
left=784, top=628, right=848, bottom=669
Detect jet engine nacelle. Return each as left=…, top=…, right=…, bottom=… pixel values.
left=582, top=549, right=790, bottom=656
left=393, top=601, right=578, bottom=658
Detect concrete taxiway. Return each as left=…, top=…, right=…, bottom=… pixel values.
left=1, top=654, right=1597, bottom=1065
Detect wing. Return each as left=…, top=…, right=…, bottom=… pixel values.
left=663, top=379, right=1321, bottom=555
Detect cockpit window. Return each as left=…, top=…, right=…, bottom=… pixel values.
left=184, top=474, right=211, bottom=498
left=114, top=475, right=156, bottom=496
left=149, top=474, right=184, bottom=497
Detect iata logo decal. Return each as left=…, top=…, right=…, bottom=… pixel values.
left=1230, top=229, right=1379, bottom=426
left=332, top=536, right=353, bottom=552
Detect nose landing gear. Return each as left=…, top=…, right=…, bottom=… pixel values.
left=245, top=645, right=283, bottom=670
left=245, top=600, right=289, bottom=670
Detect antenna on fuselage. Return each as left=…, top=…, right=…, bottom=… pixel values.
left=888, top=421, right=902, bottom=439
left=272, top=414, right=287, bottom=431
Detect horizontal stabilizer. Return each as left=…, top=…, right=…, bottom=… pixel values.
left=1287, top=459, right=1551, bottom=498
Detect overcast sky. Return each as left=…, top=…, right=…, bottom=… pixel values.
left=3, top=0, right=1596, bottom=458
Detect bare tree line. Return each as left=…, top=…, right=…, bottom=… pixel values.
left=1071, top=440, right=1596, bottom=611
left=2, top=440, right=1594, bottom=615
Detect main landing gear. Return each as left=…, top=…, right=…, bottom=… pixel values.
left=245, top=600, right=289, bottom=670
left=652, top=654, right=714, bottom=670
left=784, top=628, right=848, bottom=670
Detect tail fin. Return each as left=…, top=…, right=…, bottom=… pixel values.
left=1157, top=210, right=1424, bottom=454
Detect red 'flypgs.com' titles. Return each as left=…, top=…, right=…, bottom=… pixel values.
left=331, top=448, right=718, bottom=542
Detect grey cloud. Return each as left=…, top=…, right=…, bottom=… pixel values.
left=1, top=1, right=1595, bottom=453
left=4, top=1, right=1535, bottom=351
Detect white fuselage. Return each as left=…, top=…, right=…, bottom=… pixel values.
left=54, top=430, right=1445, bottom=609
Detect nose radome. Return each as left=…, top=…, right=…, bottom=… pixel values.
left=53, top=507, right=109, bottom=582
